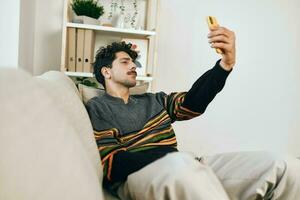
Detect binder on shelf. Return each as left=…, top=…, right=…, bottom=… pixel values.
left=83, top=30, right=95, bottom=73
left=67, top=27, right=76, bottom=72
left=76, top=28, right=85, bottom=72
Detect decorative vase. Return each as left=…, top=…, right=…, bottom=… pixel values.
left=116, top=13, right=126, bottom=28
left=111, top=11, right=120, bottom=27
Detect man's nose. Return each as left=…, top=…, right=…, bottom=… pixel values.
left=130, top=62, right=137, bottom=70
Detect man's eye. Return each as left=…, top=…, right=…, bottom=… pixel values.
left=122, top=61, right=128, bottom=64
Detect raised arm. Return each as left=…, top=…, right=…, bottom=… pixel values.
left=160, top=26, right=236, bottom=121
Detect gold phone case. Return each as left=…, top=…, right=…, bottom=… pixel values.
left=207, top=16, right=223, bottom=54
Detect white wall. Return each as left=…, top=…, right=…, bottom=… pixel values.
left=19, top=0, right=36, bottom=74
left=18, top=0, right=64, bottom=75
left=155, top=0, right=300, bottom=156
left=0, top=0, right=20, bottom=68
left=32, top=0, right=64, bottom=75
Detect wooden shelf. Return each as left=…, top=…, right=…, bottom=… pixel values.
left=64, top=71, right=154, bottom=81
left=61, top=0, right=159, bottom=91
left=66, top=23, right=156, bottom=37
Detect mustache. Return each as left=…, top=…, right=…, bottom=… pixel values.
left=127, top=71, right=137, bottom=75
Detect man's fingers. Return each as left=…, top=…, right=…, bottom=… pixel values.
left=211, top=42, right=233, bottom=52
left=208, top=27, right=233, bottom=38
left=208, top=26, right=235, bottom=53
left=209, top=26, right=229, bottom=32
left=208, top=35, right=230, bottom=44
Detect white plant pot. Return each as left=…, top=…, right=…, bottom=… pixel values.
left=72, top=15, right=100, bottom=25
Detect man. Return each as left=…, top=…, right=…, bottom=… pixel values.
left=86, top=26, right=300, bottom=200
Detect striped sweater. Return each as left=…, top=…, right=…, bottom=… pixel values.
left=85, top=60, right=231, bottom=190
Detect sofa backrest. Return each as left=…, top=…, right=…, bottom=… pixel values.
left=0, top=68, right=105, bottom=200
left=36, top=71, right=102, bottom=178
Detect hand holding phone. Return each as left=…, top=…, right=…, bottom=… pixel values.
left=206, top=16, right=223, bottom=54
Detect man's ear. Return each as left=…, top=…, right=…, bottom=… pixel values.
left=101, top=67, right=111, bottom=79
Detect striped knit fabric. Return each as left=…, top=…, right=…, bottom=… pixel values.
left=86, top=61, right=231, bottom=190
left=94, top=92, right=201, bottom=181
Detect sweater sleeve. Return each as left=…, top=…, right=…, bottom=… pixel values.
left=156, top=60, right=232, bottom=122
left=182, top=59, right=232, bottom=113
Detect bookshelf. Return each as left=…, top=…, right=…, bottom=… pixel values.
left=60, top=0, right=159, bottom=91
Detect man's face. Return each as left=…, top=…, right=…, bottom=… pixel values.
left=106, top=51, right=137, bottom=88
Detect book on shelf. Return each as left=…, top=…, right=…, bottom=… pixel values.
left=76, top=28, right=84, bottom=72
left=67, top=28, right=96, bottom=73
left=83, top=29, right=95, bottom=73
left=67, top=28, right=76, bottom=72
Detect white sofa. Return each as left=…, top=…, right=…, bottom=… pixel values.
left=0, top=68, right=119, bottom=200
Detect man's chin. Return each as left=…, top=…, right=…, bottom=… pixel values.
left=128, top=82, right=137, bottom=88
left=124, top=81, right=137, bottom=88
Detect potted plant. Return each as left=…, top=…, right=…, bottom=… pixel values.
left=71, top=0, right=104, bottom=25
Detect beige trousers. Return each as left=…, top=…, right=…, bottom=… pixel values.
left=117, top=151, right=300, bottom=200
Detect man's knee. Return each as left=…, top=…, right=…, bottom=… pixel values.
left=259, top=151, right=286, bottom=176
left=281, top=155, right=300, bottom=182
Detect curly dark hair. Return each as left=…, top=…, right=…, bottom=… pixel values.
left=93, top=41, right=138, bottom=88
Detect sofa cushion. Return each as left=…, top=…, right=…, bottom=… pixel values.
left=0, top=68, right=104, bottom=200
left=78, top=82, right=149, bottom=104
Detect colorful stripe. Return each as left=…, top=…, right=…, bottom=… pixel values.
left=94, top=92, right=201, bottom=181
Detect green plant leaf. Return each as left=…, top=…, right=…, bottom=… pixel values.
left=71, top=0, right=104, bottom=19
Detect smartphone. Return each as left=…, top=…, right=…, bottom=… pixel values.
left=207, top=16, right=223, bottom=54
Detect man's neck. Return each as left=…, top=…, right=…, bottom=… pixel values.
left=106, top=86, right=130, bottom=104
